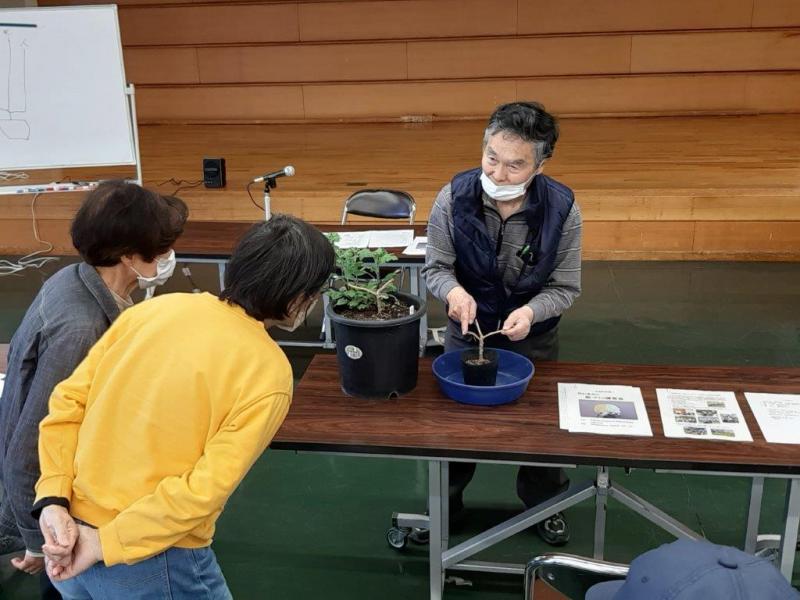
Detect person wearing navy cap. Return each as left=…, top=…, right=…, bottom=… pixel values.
left=587, top=539, right=799, bottom=599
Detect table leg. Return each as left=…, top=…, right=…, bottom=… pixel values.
left=744, top=477, right=764, bottom=554
left=410, top=266, right=427, bottom=357
left=594, top=467, right=609, bottom=559
left=218, top=262, right=226, bottom=292
left=779, top=478, right=800, bottom=580
left=321, top=294, right=334, bottom=348
left=429, top=460, right=445, bottom=600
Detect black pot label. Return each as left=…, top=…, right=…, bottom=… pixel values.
left=344, top=345, right=363, bottom=360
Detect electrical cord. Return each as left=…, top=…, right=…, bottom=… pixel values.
left=181, top=265, right=201, bottom=293
left=0, top=171, right=30, bottom=182
left=247, top=181, right=264, bottom=211
left=147, top=177, right=204, bottom=196
left=0, top=193, right=60, bottom=276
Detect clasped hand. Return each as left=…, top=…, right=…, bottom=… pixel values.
left=38, top=505, right=103, bottom=581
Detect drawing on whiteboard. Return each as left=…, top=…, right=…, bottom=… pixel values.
left=0, top=22, right=37, bottom=141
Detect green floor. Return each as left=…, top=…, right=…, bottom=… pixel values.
left=1, top=259, right=799, bottom=598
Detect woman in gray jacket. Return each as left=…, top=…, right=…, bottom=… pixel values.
left=0, top=181, right=187, bottom=598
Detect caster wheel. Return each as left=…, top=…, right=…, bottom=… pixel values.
left=386, top=527, right=409, bottom=550
left=408, top=528, right=430, bottom=545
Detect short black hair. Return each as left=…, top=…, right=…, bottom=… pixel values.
left=71, top=180, right=189, bottom=266
left=219, top=215, right=335, bottom=321
left=484, top=101, right=559, bottom=165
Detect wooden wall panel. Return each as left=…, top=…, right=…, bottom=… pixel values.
left=518, top=0, right=754, bottom=34
left=298, top=0, right=517, bottom=41
left=745, top=73, right=800, bottom=112
left=408, top=36, right=632, bottom=79
left=302, top=80, right=516, bottom=119
left=125, top=47, right=200, bottom=85
left=584, top=222, right=695, bottom=252
left=752, top=0, right=800, bottom=27
left=694, top=221, right=800, bottom=253
left=579, top=193, right=800, bottom=222
left=133, top=72, right=800, bottom=123
left=118, top=4, right=299, bottom=46
left=197, top=43, right=407, bottom=84
left=516, top=74, right=749, bottom=116
left=136, top=86, right=305, bottom=121
left=631, top=31, right=800, bottom=73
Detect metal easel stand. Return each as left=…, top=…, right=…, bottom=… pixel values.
left=125, top=84, right=143, bottom=185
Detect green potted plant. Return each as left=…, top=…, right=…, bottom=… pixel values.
left=326, top=235, right=426, bottom=398
left=461, top=321, right=503, bottom=386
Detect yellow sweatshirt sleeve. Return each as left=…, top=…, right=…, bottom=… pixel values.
left=35, top=335, right=108, bottom=502
left=98, top=391, right=291, bottom=566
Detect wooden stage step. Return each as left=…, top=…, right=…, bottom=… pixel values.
left=1, top=114, right=798, bottom=260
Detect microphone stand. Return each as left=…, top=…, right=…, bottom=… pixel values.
left=263, top=177, right=278, bottom=221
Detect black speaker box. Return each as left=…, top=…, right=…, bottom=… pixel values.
left=203, top=157, right=226, bottom=188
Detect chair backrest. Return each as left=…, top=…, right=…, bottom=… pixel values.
left=341, top=189, right=416, bottom=224
left=524, top=553, right=629, bottom=600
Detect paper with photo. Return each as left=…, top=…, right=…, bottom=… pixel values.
left=558, top=382, right=652, bottom=437
left=330, top=231, right=370, bottom=248
left=403, top=236, right=428, bottom=256
left=368, top=229, right=414, bottom=248
left=745, top=393, right=800, bottom=444
left=657, top=388, right=752, bottom=442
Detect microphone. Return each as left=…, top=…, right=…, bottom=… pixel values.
left=252, top=165, right=295, bottom=183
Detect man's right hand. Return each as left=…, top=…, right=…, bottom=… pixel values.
left=39, top=505, right=78, bottom=568
left=446, top=287, right=477, bottom=335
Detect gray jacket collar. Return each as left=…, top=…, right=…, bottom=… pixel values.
left=77, top=262, right=121, bottom=323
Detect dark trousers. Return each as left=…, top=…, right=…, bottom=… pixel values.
left=41, top=572, right=61, bottom=599
left=445, top=319, right=569, bottom=510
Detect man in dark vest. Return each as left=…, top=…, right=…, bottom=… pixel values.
left=423, top=101, right=582, bottom=545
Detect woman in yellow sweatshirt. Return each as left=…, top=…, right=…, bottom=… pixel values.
left=33, top=215, right=335, bottom=599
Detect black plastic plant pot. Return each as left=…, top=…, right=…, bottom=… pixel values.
left=327, top=291, right=427, bottom=399
left=461, top=348, right=499, bottom=387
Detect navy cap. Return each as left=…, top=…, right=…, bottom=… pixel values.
left=586, top=539, right=799, bottom=600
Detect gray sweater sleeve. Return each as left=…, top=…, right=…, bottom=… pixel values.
left=4, top=327, right=98, bottom=552
left=526, top=202, right=583, bottom=323
left=422, top=184, right=461, bottom=303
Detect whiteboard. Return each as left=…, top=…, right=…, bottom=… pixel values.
left=0, top=5, right=135, bottom=170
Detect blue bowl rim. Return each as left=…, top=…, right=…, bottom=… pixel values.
left=432, top=348, right=535, bottom=392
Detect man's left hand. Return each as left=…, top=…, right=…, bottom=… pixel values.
left=502, top=306, right=534, bottom=341
left=10, top=551, right=44, bottom=575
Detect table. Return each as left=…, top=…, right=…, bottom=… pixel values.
left=175, top=221, right=429, bottom=354
left=272, top=356, right=800, bottom=598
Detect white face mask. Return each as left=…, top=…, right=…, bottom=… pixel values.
left=480, top=171, right=535, bottom=202
left=276, top=297, right=318, bottom=332
left=131, top=250, right=176, bottom=291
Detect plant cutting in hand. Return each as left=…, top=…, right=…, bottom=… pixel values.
left=464, top=320, right=504, bottom=364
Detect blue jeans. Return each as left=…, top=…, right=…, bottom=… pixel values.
left=51, top=546, right=232, bottom=600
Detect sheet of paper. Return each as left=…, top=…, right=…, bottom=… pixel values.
left=657, top=388, right=752, bottom=442
left=558, top=382, right=652, bottom=437
left=0, top=374, right=4, bottom=397
left=403, top=236, right=428, bottom=256
left=367, top=229, right=414, bottom=249
left=330, top=231, right=370, bottom=248
left=745, top=393, right=800, bottom=444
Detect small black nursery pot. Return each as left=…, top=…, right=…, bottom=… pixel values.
left=461, top=348, right=499, bottom=386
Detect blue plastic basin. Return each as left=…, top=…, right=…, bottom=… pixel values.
left=432, top=348, right=535, bottom=406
